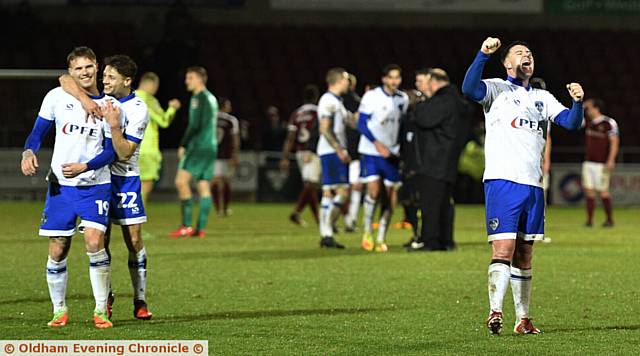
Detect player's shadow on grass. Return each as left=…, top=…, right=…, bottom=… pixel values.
left=154, top=248, right=369, bottom=261
left=0, top=293, right=133, bottom=307
left=551, top=324, right=640, bottom=333
left=116, top=306, right=396, bottom=325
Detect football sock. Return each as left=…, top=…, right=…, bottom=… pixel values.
left=377, top=212, right=389, bottom=243
left=330, top=194, right=346, bottom=226
left=586, top=197, right=595, bottom=224
left=309, top=188, right=320, bottom=223
left=363, top=195, right=376, bottom=234
left=346, top=189, right=362, bottom=227
left=320, top=196, right=332, bottom=237
left=294, top=186, right=309, bottom=213
left=196, top=197, right=212, bottom=231
left=223, top=182, right=231, bottom=211
left=46, top=256, right=68, bottom=313
left=181, top=198, right=193, bottom=227
left=602, top=196, right=613, bottom=223
left=211, top=182, right=220, bottom=213
left=510, top=266, right=533, bottom=320
left=128, top=248, right=147, bottom=301
left=488, top=259, right=511, bottom=313
left=87, top=249, right=111, bottom=314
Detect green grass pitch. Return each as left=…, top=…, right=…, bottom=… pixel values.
left=0, top=201, right=638, bottom=355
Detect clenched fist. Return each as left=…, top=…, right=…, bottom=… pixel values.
left=566, top=83, right=584, bottom=102
left=481, top=37, right=501, bottom=55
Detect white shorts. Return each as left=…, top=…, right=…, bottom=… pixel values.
left=582, top=161, right=610, bottom=192
left=296, top=150, right=321, bottom=184
left=349, top=160, right=364, bottom=184
left=214, top=159, right=235, bottom=179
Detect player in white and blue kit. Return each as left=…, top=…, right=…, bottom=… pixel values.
left=316, top=68, right=352, bottom=249
left=21, top=47, right=120, bottom=328
left=462, top=38, right=584, bottom=335
left=60, top=54, right=152, bottom=320
left=357, top=64, right=409, bottom=252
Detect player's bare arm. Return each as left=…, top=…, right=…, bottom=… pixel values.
left=59, top=74, right=102, bottom=122
left=279, top=130, right=296, bottom=170
left=104, top=100, right=137, bottom=160
left=320, top=117, right=350, bottom=163
left=607, top=135, right=619, bottom=171
left=232, top=132, right=241, bottom=166
left=21, top=149, right=39, bottom=176
left=61, top=162, right=88, bottom=178
left=345, top=111, right=358, bottom=129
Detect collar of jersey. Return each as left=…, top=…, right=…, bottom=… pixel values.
left=88, top=92, right=105, bottom=100
left=118, top=92, right=136, bottom=103
left=327, top=91, right=343, bottom=101
left=506, top=76, right=531, bottom=91
left=378, top=86, right=402, bottom=97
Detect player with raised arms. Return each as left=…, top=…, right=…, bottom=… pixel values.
left=462, top=37, right=585, bottom=335
left=21, top=46, right=120, bottom=328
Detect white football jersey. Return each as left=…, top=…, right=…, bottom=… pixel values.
left=316, top=92, right=348, bottom=156
left=357, top=87, right=408, bottom=156
left=480, top=78, right=567, bottom=187
left=110, top=92, right=149, bottom=177
left=37, top=87, right=122, bottom=186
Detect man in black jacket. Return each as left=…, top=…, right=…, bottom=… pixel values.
left=408, top=68, right=472, bottom=251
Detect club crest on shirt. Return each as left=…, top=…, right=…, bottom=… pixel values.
left=535, top=101, right=544, bottom=113
left=191, top=98, right=199, bottom=109
left=488, top=218, right=499, bottom=231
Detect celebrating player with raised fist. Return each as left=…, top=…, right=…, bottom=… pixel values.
left=462, top=38, right=585, bottom=336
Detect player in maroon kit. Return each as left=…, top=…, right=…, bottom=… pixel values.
left=280, top=85, right=321, bottom=226
left=582, top=98, right=619, bottom=227
left=211, top=97, right=240, bottom=217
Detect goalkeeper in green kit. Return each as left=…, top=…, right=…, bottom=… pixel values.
left=169, top=66, right=218, bottom=238
left=135, top=72, right=182, bottom=208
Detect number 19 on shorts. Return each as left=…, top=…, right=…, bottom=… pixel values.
left=95, top=200, right=110, bottom=216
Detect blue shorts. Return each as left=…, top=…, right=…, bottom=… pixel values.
left=39, top=183, right=111, bottom=237
left=320, top=153, right=349, bottom=189
left=110, top=175, right=147, bottom=225
left=360, top=154, right=402, bottom=187
left=484, top=179, right=545, bottom=242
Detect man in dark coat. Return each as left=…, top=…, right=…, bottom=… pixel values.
left=408, top=68, right=472, bottom=251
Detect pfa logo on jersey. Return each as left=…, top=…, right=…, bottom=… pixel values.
left=510, top=117, right=545, bottom=133
left=61, top=122, right=100, bottom=138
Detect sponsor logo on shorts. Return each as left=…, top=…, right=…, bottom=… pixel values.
left=488, top=218, right=499, bottom=231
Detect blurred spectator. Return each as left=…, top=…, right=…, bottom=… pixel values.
left=261, top=106, right=287, bottom=151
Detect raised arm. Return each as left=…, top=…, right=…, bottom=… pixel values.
left=553, top=83, right=585, bottom=131
left=462, top=37, right=501, bottom=102
left=148, top=98, right=179, bottom=128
